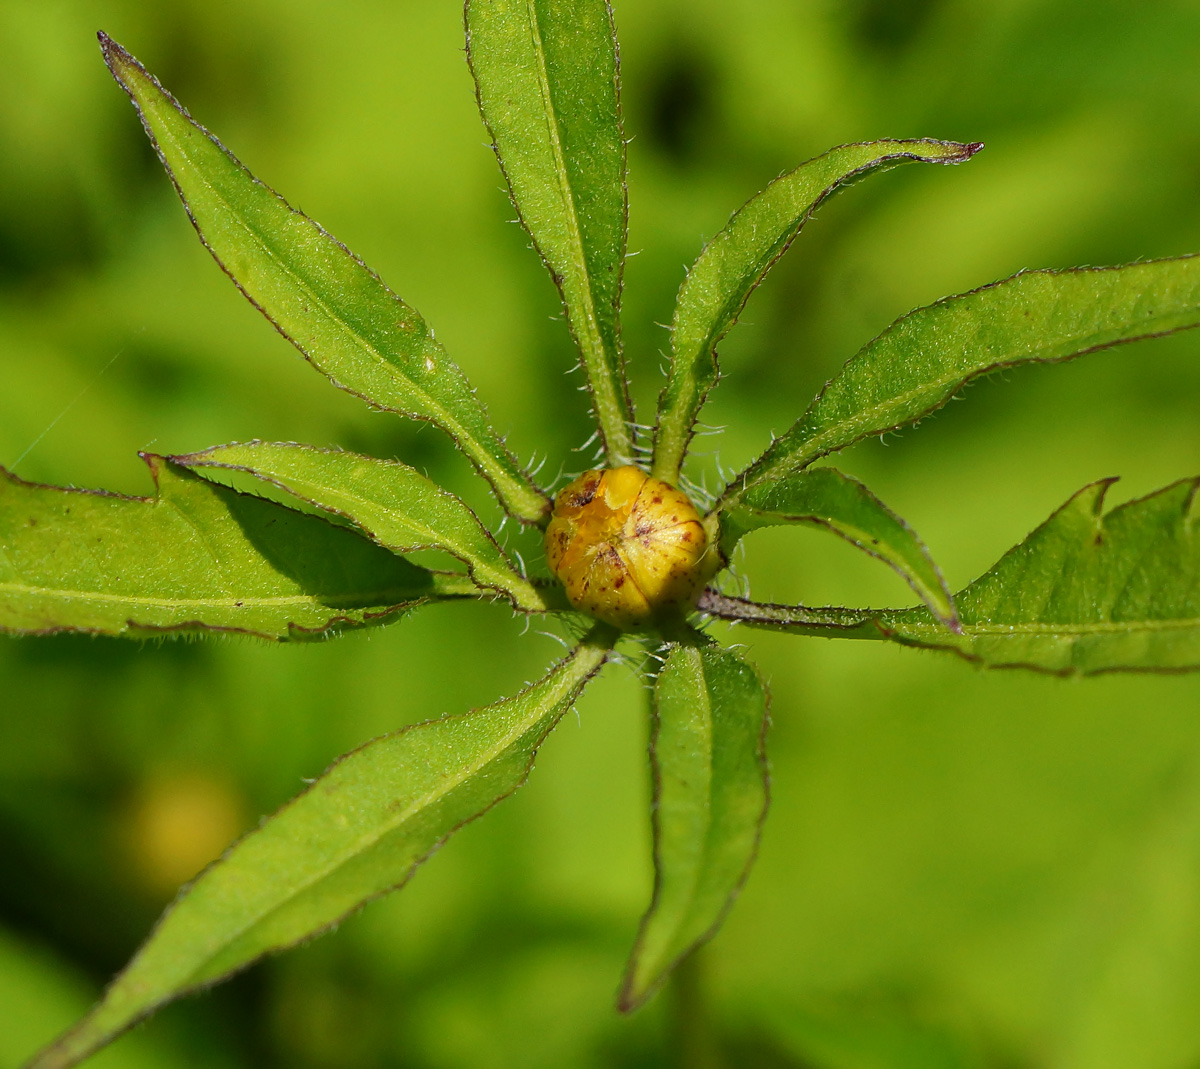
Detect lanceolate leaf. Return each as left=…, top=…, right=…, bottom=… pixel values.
left=723, top=257, right=1200, bottom=504
left=0, top=458, right=472, bottom=641
left=652, top=139, right=983, bottom=484
left=174, top=441, right=549, bottom=612
left=619, top=640, right=769, bottom=1011
left=99, top=34, right=550, bottom=526
left=705, top=478, right=1200, bottom=676
left=27, top=630, right=615, bottom=1069
left=465, top=0, right=634, bottom=466
left=875, top=477, right=1200, bottom=674
left=717, top=467, right=959, bottom=631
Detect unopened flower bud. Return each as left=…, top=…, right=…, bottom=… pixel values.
left=545, top=466, right=716, bottom=628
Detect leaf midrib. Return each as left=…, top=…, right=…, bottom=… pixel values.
left=202, top=462, right=523, bottom=593
left=898, top=616, right=1200, bottom=636
left=658, top=649, right=714, bottom=963
left=523, top=0, right=629, bottom=461
left=271, top=474, right=549, bottom=608
left=0, top=580, right=438, bottom=610
left=280, top=476, right=523, bottom=588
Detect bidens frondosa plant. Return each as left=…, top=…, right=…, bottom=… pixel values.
left=5, top=3, right=1200, bottom=1065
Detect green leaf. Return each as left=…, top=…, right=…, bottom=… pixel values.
left=465, top=0, right=634, bottom=466
left=619, top=640, right=769, bottom=1011
left=173, top=441, right=550, bottom=612
left=652, top=139, right=983, bottom=484
left=723, top=256, right=1200, bottom=503
left=99, top=34, right=550, bottom=526
left=718, top=467, right=959, bottom=631
left=0, top=458, right=472, bottom=641
left=25, top=629, right=615, bottom=1069
left=705, top=478, right=1200, bottom=675
left=874, top=477, right=1200, bottom=674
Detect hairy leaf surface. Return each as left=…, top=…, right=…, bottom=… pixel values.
left=653, top=139, right=982, bottom=483
left=718, top=466, right=958, bottom=630
left=26, top=631, right=614, bottom=1069
left=465, top=0, right=633, bottom=465
left=100, top=34, right=549, bottom=524
left=174, top=441, right=547, bottom=611
left=724, top=257, right=1200, bottom=502
left=619, top=641, right=769, bottom=1010
left=0, top=459, right=468, bottom=640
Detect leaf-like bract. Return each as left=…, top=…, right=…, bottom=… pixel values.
left=876, top=477, right=1200, bottom=674
left=465, top=0, right=633, bottom=465
left=652, top=139, right=982, bottom=484
left=99, top=34, right=550, bottom=525
left=619, top=641, right=769, bottom=1011
left=724, top=257, right=1200, bottom=502
left=26, top=631, right=614, bottom=1069
left=0, top=458, right=467, bottom=640
left=174, top=441, right=548, bottom=611
left=718, top=466, right=958, bottom=630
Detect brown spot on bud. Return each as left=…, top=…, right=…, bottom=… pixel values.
left=544, top=466, right=717, bottom=628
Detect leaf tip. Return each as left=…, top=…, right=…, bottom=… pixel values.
left=1185, top=476, right=1200, bottom=520
left=615, top=973, right=649, bottom=1015
left=97, top=30, right=133, bottom=76
left=936, top=139, right=984, bottom=164
left=137, top=451, right=172, bottom=487
left=1088, top=476, right=1121, bottom=516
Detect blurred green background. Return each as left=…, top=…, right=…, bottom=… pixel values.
left=2, top=0, right=1200, bottom=1066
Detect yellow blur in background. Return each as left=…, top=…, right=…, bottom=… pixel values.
left=1, top=1, right=1200, bottom=1067
left=122, top=772, right=245, bottom=896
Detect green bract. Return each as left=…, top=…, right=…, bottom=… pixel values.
left=3, top=5, right=1199, bottom=1067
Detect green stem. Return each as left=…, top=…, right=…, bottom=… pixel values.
left=669, top=948, right=722, bottom=1069
left=697, top=589, right=884, bottom=638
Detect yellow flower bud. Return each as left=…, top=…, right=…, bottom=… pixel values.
left=544, top=466, right=717, bottom=628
